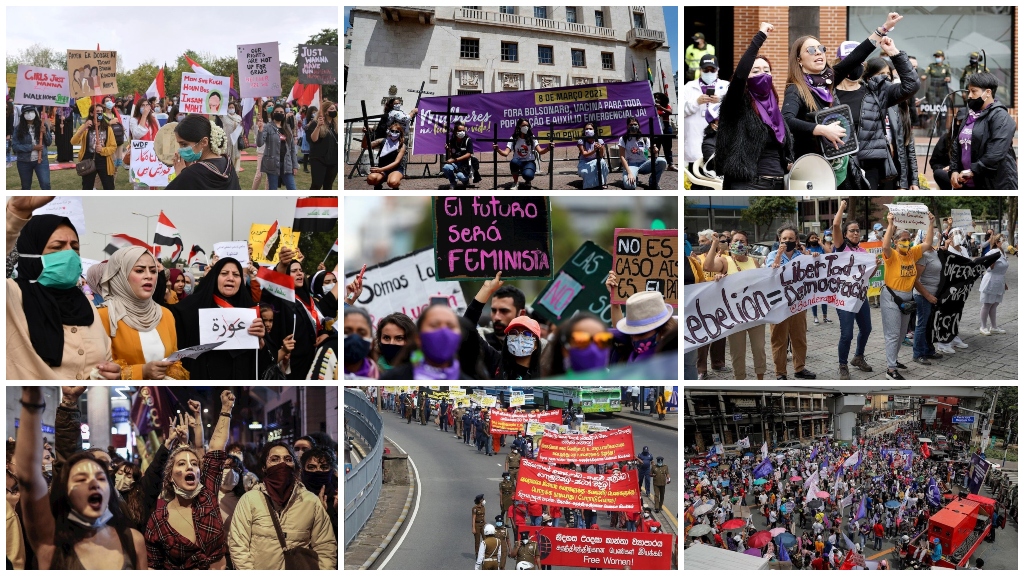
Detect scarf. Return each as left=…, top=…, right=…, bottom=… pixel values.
left=263, top=462, right=296, bottom=509
left=13, top=213, right=95, bottom=367
left=804, top=67, right=835, bottom=104
left=958, top=111, right=978, bottom=188
left=747, top=74, right=786, bottom=144
left=412, top=358, right=463, bottom=380
left=167, top=268, right=185, bottom=299
left=100, top=246, right=164, bottom=337
left=85, top=260, right=107, bottom=300
left=170, top=257, right=257, bottom=368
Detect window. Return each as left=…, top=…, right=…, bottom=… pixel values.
left=464, top=6, right=480, bottom=9
left=571, top=49, right=586, bottom=67
left=601, top=52, right=614, bottom=70
left=633, top=11, right=645, bottom=29
left=501, top=42, right=519, bottom=62
left=534, top=7, right=547, bottom=19
left=499, top=6, right=515, bottom=14
left=566, top=7, right=576, bottom=23
left=538, top=45, right=554, bottom=65
left=595, top=10, right=604, bottom=28
left=460, top=38, right=480, bottom=59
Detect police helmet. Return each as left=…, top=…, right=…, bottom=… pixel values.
left=483, top=523, right=496, bottom=536
left=517, top=561, right=535, bottom=570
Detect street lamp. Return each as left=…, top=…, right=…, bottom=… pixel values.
left=131, top=212, right=159, bottom=245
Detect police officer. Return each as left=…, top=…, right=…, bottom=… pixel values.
left=420, top=394, right=430, bottom=425
left=959, top=52, right=988, bottom=89
left=636, top=446, right=654, bottom=496
left=511, top=531, right=540, bottom=570
left=505, top=445, right=522, bottom=476
left=405, top=394, right=414, bottom=424
left=493, top=515, right=511, bottom=569
left=921, top=50, right=951, bottom=125
left=651, top=456, right=671, bottom=512
left=472, top=494, right=487, bottom=553
left=685, top=33, right=716, bottom=81
left=475, top=523, right=502, bottom=570
left=462, top=409, right=473, bottom=444
left=499, top=471, right=516, bottom=516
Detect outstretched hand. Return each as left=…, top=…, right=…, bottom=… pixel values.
left=760, top=22, right=775, bottom=36
left=9, top=196, right=56, bottom=220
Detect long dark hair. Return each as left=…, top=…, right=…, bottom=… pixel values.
left=540, top=311, right=604, bottom=377
left=16, top=107, right=42, bottom=140
left=115, top=461, right=145, bottom=529
left=257, top=441, right=300, bottom=481
left=497, top=328, right=541, bottom=379
left=272, top=104, right=293, bottom=141
left=374, top=312, right=416, bottom=364
left=515, top=117, right=534, bottom=146
left=224, top=454, right=247, bottom=499
left=51, top=452, right=134, bottom=567
left=447, top=120, right=466, bottom=150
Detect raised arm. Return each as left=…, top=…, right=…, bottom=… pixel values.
left=15, top=387, right=56, bottom=563
left=833, top=200, right=847, bottom=243
left=187, top=399, right=205, bottom=460
left=922, top=212, right=935, bottom=250
left=208, top=390, right=236, bottom=452
left=882, top=212, right=896, bottom=259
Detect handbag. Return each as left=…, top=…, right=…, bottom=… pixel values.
left=262, top=493, right=319, bottom=570
left=76, top=127, right=100, bottom=176
left=886, top=286, right=916, bottom=316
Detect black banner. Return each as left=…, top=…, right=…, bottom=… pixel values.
left=926, top=250, right=1000, bottom=344
left=297, top=44, right=338, bottom=85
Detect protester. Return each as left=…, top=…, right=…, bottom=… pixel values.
left=880, top=210, right=934, bottom=380
left=102, top=96, right=127, bottom=171
left=653, top=92, right=676, bottom=172
left=71, top=103, right=118, bottom=190
left=805, top=232, right=832, bottom=324
left=683, top=54, right=729, bottom=175
left=264, top=246, right=325, bottom=379
left=257, top=103, right=299, bottom=190
left=223, top=102, right=243, bottom=174
left=381, top=304, right=474, bottom=380
left=299, top=105, right=315, bottom=173
left=575, top=121, right=609, bottom=190
left=344, top=307, right=377, bottom=379
left=165, top=115, right=241, bottom=190
left=53, top=106, right=76, bottom=164
left=766, top=227, right=817, bottom=379
left=373, top=312, right=416, bottom=372
left=306, top=99, right=339, bottom=190
left=978, top=233, right=1009, bottom=335
left=301, top=447, right=339, bottom=537
left=606, top=288, right=676, bottom=364
left=683, top=234, right=704, bottom=380
left=252, top=102, right=272, bottom=190
left=618, top=116, right=666, bottom=190
left=949, top=72, right=1018, bottom=190
left=493, top=118, right=550, bottom=190
left=441, top=120, right=474, bottom=190
left=11, top=105, right=53, bottom=190
left=911, top=231, right=944, bottom=365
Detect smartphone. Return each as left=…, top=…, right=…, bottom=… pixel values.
left=703, top=85, right=715, bottom=96
left=429, top=295, right=450, bottom=307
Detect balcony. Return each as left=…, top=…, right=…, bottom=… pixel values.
left=627, top=27, right=665, bottom=49
left=455, top=8, right=616, bottom=40
left=380, top=6, right=435, bottom=25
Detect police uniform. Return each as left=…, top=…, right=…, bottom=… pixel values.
left=685, top=33, right=716, bottom=81
left=499, top=477, right=516, bottom=514
left=476, top=535, right=501, bottom=570
left=405, top=396, right=414, bottom=423
left=493, top=516, right=510, bottom=569
left=923, top=51, right=952, bottom=111
left=651, top=461, right=671, bottom=512
left=514, top=537, right=539, bottom=569
left=506, top=450, right=521, bottom=476
left=472, top=499, right=487, bottom=552
left=959, top=52, right=988, bottom=89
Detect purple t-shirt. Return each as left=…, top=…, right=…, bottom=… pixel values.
left=835, top=240, right=867, bottom=253
left=958, top=112, right=978, bottom=189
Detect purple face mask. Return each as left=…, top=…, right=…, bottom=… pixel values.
left=419, top=326, right=462, bottom=364
left=746, top=74, right=786, bottom=144
left=566, top=343, right=610, bottom=373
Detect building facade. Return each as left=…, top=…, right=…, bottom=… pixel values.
left=684, top=390, right=833, bottom=451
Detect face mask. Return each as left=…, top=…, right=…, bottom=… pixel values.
left=310, top=113, right=316, bottom=120
left=221, top=468, right=239, bottom=491
left=935, top=57, right=943, bottom=64
left=379, top=342, right=403, bottom=363
left=183, top=284, right=193, bottom=295
left=44, top=463, right=53, bottom=473
left=632, top=334, right=657, bottom=358
left=105, top=101, right=114, bottom=109
left=506, top=333, right=536, bottom=357
left=808, top=240, right=819, bottom=246
left=328, top=110, right=337, bottom=118
left=482, top=499, right=486, bottom=505
left=173, top=479, right=203, bottom=500
left=897, top=240, right=912, bottom=253
left=68, top=506, right=113, bottom=529
left=154, top=107, right=161, bottom=113
left=583, top=129, right=595, bottom=138
left=228, top=108, right=235, bottom=114
left=953, top=234, right=963, bottom=247
left=520, top=126, right=529, bottom=134
left=392, top=104, right=401, bottom=111
left=643, top=513, right=650, bottom=518
left=177, top=114, right=186, bottom=121
left=273, top=112, right=285, bottom=121
left=388, top=130, right=401, bottom=140
left=115, top=472, right=134, bottom=492
left=730, top=241, right=747, bottom=255
left=322, top=282, right=335, bottom=293
left=629, top=124, right=640, bottom=132
left=847, top=64, right=864, bottom=81
left=178, top=142, right=202, bottom=163
left=344, top=333, right=372, bottom=363
left=967, top=95, right=986, bottom=113
left=566, top=343, right=609, bottom=372
left=456, top=131, right=466, bottom=139
left=301, top=469, right=332, bottom=496
left=784, top=240, right=798, bottom=252
left=746, top=73, right=774, bottom=97
left=24, top=112, right=36, bottom=121
left=701, top=71, right=718, bottom=84
left=21, top=250, right=83, bottom=290
left=419, top=326, right=462, bottom=364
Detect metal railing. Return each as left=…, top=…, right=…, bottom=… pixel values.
left=455, top=8, right=615, bottom=39
left=627, top=28, right=666, bottom=45
left=344, top=388, right=383, bottom=549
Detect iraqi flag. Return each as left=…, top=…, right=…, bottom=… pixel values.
left=256, top=266, right=295, bottom=302
left=263, top=220, right=281, bottom=260
left=145, top=68, right=166, bottom=101
left=187, top=245, right=206, bottom=267
left=104, top=233, right=152, bottom=256
left=293, top=197, right=338, bottom=232
left=153, top=211, right=183, bottom=262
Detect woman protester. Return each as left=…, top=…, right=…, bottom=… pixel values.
left=364, top=120, right=408, bottom=190
left=618, top=116, right=666, bottom=190
left=228, top=441, right=338, bottom=569
left=493, top=118, right=550, bottom=190
left=145, top=390, right=235, bottom=569
left=603, top=286, right=677, bottom=364
left=978, top=233, right=1010, bottom=335
left=540, top=312, right=614, bottom=378
left=256, top=103, right=299, bottom=190
left=306, top=99, right=339, bottom=190
left=804, top=232, right=832, bottom=324
left=11, top=105, right=53, bottom=190
left=880, top=210, right=934, bottom=380
left=218, top=454, right=246, bottom=538
left=166, top=115, right=241, bottom=190
left=831, top=200, right=874, bottom=379
left=344, top=307, right=378, bottom=379
left=299, top=105, right=316, bottom=173
left=6, top=197, right=120, bottom=380
left=129, top=98, right=161, bottom=190
left=382, top=304, right=475, bottom=380
left=54, top=106, right=75, bottom=164
left=886, top=63, right=921, bottom=190
left=252, top=102, right=272, bottom=189
left=96, top=246, right=188, bottom=380
left=113, top=461, right=145, bottom=530
left=373, top=312, right=416, bottom=372
left=71, top=103, right=118, bottom=190
left=949, top=72, right=1018, bottom=189
left=301, top=447, right=339, bottom=538
left=258, top=303, right=295, bottom=379
left=101, top=96, right=126, bottom=171
left=576, top=121, right=609, bottom=190
left=166, top=268, right=186, bottom=304
left=223, top=101, right=244, bottom=174
left=441, top=120, right=473, bottom=190
left=912, top=230, right=944, bottom=365
left=264, top=246, right=325, bottom=379
left=716, top=23, right=794, bottom=190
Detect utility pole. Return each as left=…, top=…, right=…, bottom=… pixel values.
left=982, top=388, right=999, bottom=454
left=1002, top=407, right=1015, bottom=467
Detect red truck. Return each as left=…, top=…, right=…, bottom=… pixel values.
left=905, top=494, right=995, bottom=568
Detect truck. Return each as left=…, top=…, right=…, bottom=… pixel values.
left=905, top=494, right=995, bottom=569
left=684, top=542, right=770, bottom=570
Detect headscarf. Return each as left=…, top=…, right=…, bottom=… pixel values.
left=85, top=260, right=107, bottom=299
left=14, top=214, right=94, bottom=367
left=308, top=269, right=326, bottom=297
left=99, top=246, right=164, bottom=337
left=167, top=268, right=185, bottom=297
left=171, top=257, right=255, bottom=352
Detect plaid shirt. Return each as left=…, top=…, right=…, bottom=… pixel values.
left=144, top=449, right=228, bottom=569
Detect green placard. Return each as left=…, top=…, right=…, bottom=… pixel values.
left=532, top=240, right=614, bottom=324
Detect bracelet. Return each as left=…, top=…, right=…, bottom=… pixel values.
left=20, top=399, right=46, bottom=411
left=875, top=28, right=888, bottom=37
left=221, top=412, right=232, bottom=417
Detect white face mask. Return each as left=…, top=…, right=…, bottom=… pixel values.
left=456, top=131, right=466, bottom=139
left=482, top=499, right=486, bottom=505
left=24, top=112, right=37, bottom=122
left=506, top=333, right=536, bottom=357
left=584, top=129, right=595, bottom=137
left=520, top=126, right=529, bottom=135
left=322, top=282, right=335, bottom=293
left=115, top=472, right=134, bottom=492
left=701, top=71, right=718, bottom=84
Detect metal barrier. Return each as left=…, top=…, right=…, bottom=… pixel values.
left=345, top=120, right=442, bottom=178
left=344, top=388, right=383, bottom=548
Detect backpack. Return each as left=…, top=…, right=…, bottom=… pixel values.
left=111, top=121, right=125, bottom=146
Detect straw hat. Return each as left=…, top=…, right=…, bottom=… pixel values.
left=615, top=291, right=674, bottom=334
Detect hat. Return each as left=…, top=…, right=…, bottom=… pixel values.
left=692, top=32, right=705, bottom=41
left=873, top=223, right=883, bottom=231
left=475, top=494, right=485, bottom=503
left=505, top=316, right=542, bottom=338
left=970, top=52, right=980, bottom=60
left=699, top=54, right=719, bottom=70
left=934, top=50, right=945, bottom=57
left=836, top=41, right=859, bottom=61
left=616, top=291, right=674, bottom=335
left=932, top=538, right=939, bottom=543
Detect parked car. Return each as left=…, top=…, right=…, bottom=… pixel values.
left=776, top=440, right=803, bottom=450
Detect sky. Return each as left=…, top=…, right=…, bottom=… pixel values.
left=6, top=7, right=339, bottom=70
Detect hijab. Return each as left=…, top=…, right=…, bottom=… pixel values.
left=747, top=74, right=786, bottom=144
left=99, top=246, right=164, bottom=337
left=14, top=214, right=95, bottom=367
left=85, top=260, right=107, bottom=299
left=171, top=257, right=256, bottom=351
left=308, top=270, right=326, bottom=297
left=167, top=268, right=185, bottom=297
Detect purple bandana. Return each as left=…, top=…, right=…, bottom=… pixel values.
left=804, top=67, right=835, bottom=105
left=412, top=359, right=463, bottom=380
left=958, top=111, right=978, bottom=188
left=747, top=74, right=786, bottom=144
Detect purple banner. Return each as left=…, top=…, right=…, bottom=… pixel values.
left=130, top=386, right=180, bottom=437
left=412, top=81, right=662, bottom=155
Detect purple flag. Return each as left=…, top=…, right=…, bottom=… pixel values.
left=904, top=454, right=913, bottom=470
left=129, top=386, right=181, bottom=437
left=777, top=537, right=790, bottom=561
left=411, top=81, right=663, bottom=155
left=810, top=446, right=819, bottom=461
left=927, top=477, right=942, bottom=507
left=856, top=497, right=867, bottom=520
left=754, top=458, right=774, bottom=479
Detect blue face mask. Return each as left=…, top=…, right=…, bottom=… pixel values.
left=20, top=249, right=83, bottom=289
left=178, top=142, right=202, bottom=162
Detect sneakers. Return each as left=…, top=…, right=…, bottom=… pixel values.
left=979, top=327, right=992, bottom=336
left=794, top=369, right=817, bottom=379
left=777, top=375, right=788, bottom=380
left=902, top=336, right=912, bottom=346
left=895, top=362, right=908, bottom=370
left=952, top=337, right=968, bottom=349
left=886, top=369, right=905, bottom=380
left=813, top=317, right=819, bottom=325
left=851, top=356, right=873, bottom=372
left=823, top=318, right=833, bottom=324
left=839, top=365, right=851, bottom=380
left=925, top=352, right=944, bottom=360
left=991, top=327, right=1007, bottom=334
left=913, top=357, right=932, bottom=365
left=713, top=366, right=733, bottom=373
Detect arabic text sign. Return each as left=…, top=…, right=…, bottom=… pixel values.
left=298, top=44, right=338, bottom=85
left=198, top=308, right=258, bottom=350
left=213, top=241, right=250, bottom=270
left=180, top=72, right=230, bottom=115
left=248, top=223, right=300, bottom=265
left=950, top=209, right=973, bottom=231
left=612, top=228, right=678, bottom=306
left=521, top=526, right=672, bottom=570
left=14, top=64, right=71, bottom=107
left=514, top=458, right=641, bottom=512
left=32, top=196, right=87, bottom=238
left=237, top=42, right=281, bottom=98
left=489, top=408, right=563, bottom=435
left=533, top=240, right=614, bottom=323
left=884, top=203, right=929, bottom=227
left=130, top=140, right=174, bottom=187
left=67, top=50, right=118, bottom=98
left=537, top=426, right=635, bottom=465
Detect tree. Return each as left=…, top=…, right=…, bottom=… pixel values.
left=740, top=196, right=796, bottom=241
left=297, top=220, right=339, bottom=278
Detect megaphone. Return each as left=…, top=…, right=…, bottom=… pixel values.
left=786, top=154, right=836, bottom=190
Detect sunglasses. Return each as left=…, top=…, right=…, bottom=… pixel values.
left=804, top=45, right=828, bottom=56
left=568, top=331, right=615, bottom=350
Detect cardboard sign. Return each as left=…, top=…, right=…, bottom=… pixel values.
left=432, top=196, right=553, bottom=280
left=612, top=228, right=678, bottom=306
left=32, top=196, right=87, bottom=238
left=515, top=458, right=641, bottom=512
left=860, top=241, right=885, bottom=297
left=237, top=42, right=281, bottom=98
left=130, top=140, right=174, bottom=187
left=180, top=72, right=230, bottom=115
left=537, top=426, right=635, bottom=465
left=950, top=209, right=973, bottom=231
left=165, top=342, right=225, bottom=361
left=213, top=241, right=250, bottom=270
left=533, top=240, right=614, bottom=324
left=14, top=64, right=71, bottom=107
left=510, top=391, right=526, bottom=407
left=67, top=49, right=118, bottom=98
left=884, top=203, right=929, bottom=227
left=198, top=308, right=259, bottom=350
left=248, top=223, right=300, bottom=265
left=343, top=247, right=468, bottom=329
left=297, top=44, right=338, bottom=85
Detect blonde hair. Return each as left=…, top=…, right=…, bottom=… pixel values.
left=160, top=446, right=202, bottom=501
left=318, top=99, right=337, bottom=139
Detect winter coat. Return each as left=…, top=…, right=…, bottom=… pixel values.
left=850, top=52, right=919, bottom=164
left=887, top=105, right=919, bottom=189
left=949, top=100, right=1018, bottom=190
left=256, top=122, right=299, bottom=175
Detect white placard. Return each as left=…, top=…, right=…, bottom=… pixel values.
left=198, top=308, right=258, bottom=350
left=33, top=196, right=87, bottom=238
left=130, top=140, right=174, bottom=187
left=950, top=209, right=973, bottom=231
left=213, top=241, right=250, bottom=270
left=884, top=204, right=929, bottom=227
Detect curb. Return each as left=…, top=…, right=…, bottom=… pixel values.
left=611, top=411, right=679, bottom=433
left=350, top=438, right=417, bottom=570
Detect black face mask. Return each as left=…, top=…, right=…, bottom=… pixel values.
left=784, top=241, right=798, bottom=252
left=379, top=343, right=403, bottom=363
left=808, top=240, right=819, bottom=246
left=327, top=110, right=337, bottom=118
left=301, top=470, right=336, bottom=498
left=967, top=95, right=987, bottom=113
left=273, top=112, right=285, bottom=121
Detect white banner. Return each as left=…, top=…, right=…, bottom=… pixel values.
left=683, top=252, right=877, bottom=353
left=950, top=209, right=973, bottom=231
left=884, top=203, right=929, bottom=227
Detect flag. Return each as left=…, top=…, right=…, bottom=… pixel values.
left=152, top=211, right=183, bottom=262
left=328, top=239, right=338, bottom=254
left=104, top=233, right=152, bottom=256
left=856, top=497, right=866, bottom=520
left=921, top=442, right=931, bottom=459
left=761, top=441, right=769, bottom=461
left=129, top=386, right=180, bottom=437
left=804, top=470, right=820, bottom=502
left=777, top=536, right=790, bottom=562
left=263, top=220, right=281, bottom=260
left=187, top=245, right=206, bottom=267
left=631, top=58, right=637, bottom=82
left=753, top=458, right=773, bottom=479
left=145, top=68, right=166, bottom=101
left=240, top=97, right=255, bottom=142
left=810, top=446, right=818, bottom=461
left=842, top=529, right=856, bottom=551
left=645, top=57, right=654, bottom=87
left=823, top=455, right=829, bottom=470
left=293, top=196, right=338, bottom=232
left=887, top=451, right=894, bottom=469
left=738, top=437, right=750, bottom=449
left=904, top=454, right=913, bottom=470
left=256, top=266, right=295, bottom=302
left=287, top=80, right=302, bottom=103
left=843, top=451, right=861, bottom=468
left=840, top=493, right=853, bottom=510
left=185, top=54, right=212, bottom=76
left=927, top=477, right=941, bottom=507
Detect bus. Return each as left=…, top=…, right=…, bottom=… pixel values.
left=540, top=387, right=622, bottom=414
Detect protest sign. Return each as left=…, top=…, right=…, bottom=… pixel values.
left=180, top=72, right=230, bottom=115
left=248, top=223, right=300, bottom=265
left=537, top=427, right=635, bottom=465
left=612, top=228, right=678, bottom=306
left=860, top=241, right=885, bottom=297
left=298, top=44, right=338, bottom=85
left=533, top=240, right=614, bottom=324
left=14, top=65, right=71, bottom=107
left=884, top=203, right=929, bottom=227
left=510, top=391, right=526, bottom=407
left=926, top=250, right=1000, bottom=344
left=967, top=454, right=991, bottom=495
left=524, top=421, right=550, bottom=436
left=130, top=140, right=174, bottom=187
left=489, top=408, right=563, bottom=435
left=950, top=209, right=973, bottom=231
left=237, top=42, right=281, bottom=98
left=165, top=342, right=225, bottom=362
left=432, top=196, right=553, bottom=281
left=33, top=196, right=87, bottom=238
left=683, top=252, right=877, bottom=353
left=413, top=81, right=661, bottom=155
left=344, top=247, right=468, bottom=328
left=520, top=525, right=672, bottom=570
left=67, top=49, right=118, bottom=98
left=479, top=395, right=497, bottom=408
left=213, top=241, right=250, bottom=270
left=515, top=458, right=641, bottom=512
left=198, top=308, right=258, bottom=351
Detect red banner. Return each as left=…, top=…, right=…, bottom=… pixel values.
left=489, top=408, right=562, bottom=435
left=521, top=525, right=673, bottom=570
left=537, top=426, right=635, bottom=465
left=515, top=458, right=641, bottom=512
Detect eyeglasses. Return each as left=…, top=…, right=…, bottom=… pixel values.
left=568, top=331, right=615, bottom=350
left=804, top=46, right=828, bottom=56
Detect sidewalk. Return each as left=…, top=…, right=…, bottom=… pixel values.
left=343, top=437, right=415, bottom=569
left=611, top=409, right=678, bottom=432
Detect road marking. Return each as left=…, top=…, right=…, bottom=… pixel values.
left=662, top=505, right=678, bottom=528
left=868, top=547, right=894, bottom=560
left=378, top=437, right=421, bottom=570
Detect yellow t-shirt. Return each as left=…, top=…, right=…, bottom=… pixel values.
left=724, top=254, right=759, bottom=275
left=882, top=244, right=924, bottom=292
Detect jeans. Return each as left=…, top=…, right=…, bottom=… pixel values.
left=912, top=295, right=936, bottom=359
left=577, top=157, right=609, bottom=188
left=659, top=122, right=674, bottom=166
left=442, top=162, right=469, bottom=187
left=811, top=304, right=829, bottom=318
left=531, top=515, right=543, bottom=526
left=837, top=303, right=872, bottom=365
left=16, top=160, right=52, bottom=189
left=622, top=157, right=667, bottom=189
left=267, top=172, right=297, bottom=190
left=875, top=535, right=883, bottom=550
left=509, top=158, right=536, bottom=181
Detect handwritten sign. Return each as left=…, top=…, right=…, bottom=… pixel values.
left=926, top=250, right=1000, bottom=345
left=510, top=391, right=526, bottom=407
left=67, top=49, right=118, bottom=98
left=612, top=228, right=678, bottom=306
left=533, top=240, right=614, bottom=323
left=237, top=42, right=281, bottom=98
left=298, top=44, right=338, bottom=85
left=950, top=209, right=973, bottom=231
left=432, top=196, right=553, bottom=281
left=32, top=196, right=87, bottom=238
left=248, top=223, right=300, bottom=265
left=165, top=341, right=225, bottom=361
left=198, top=308, right=258, bottom=350
left=14, top=64, right=71, bottom=107
left=884, top=203, right=929, bottom=227
left=180, top=72, right=230, bottom=115
left=130, top=140, right=174, bottom=187
left=213, top=241, right=250, bottom=270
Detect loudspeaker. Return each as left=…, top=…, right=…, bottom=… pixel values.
left=786, top=154, right=836, bottom=190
